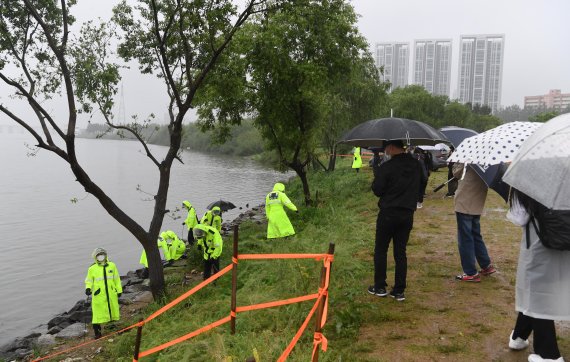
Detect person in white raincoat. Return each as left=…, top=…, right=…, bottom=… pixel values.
left=506, top=190, right=569, bottom=362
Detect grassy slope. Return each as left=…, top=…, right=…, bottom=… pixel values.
left=89, top=158, right=569, bottom=362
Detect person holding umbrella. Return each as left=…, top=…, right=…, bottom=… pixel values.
left=201, top=206, right=223, bottom=232
left=368, top=140, right=424, bottom=301
left=85, top=248, right=122, bottom=339
left=452, top=163, right=496, bottom=282
left=505, top=190, right=568, bottom=362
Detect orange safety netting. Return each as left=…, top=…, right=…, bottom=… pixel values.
left=34, top=253, right=333, bottom=362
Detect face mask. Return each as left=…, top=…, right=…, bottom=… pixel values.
left=96, top=254, right=106, bottom=262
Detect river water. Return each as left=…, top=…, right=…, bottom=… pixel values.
left=0, top=133, right=290, bottom=345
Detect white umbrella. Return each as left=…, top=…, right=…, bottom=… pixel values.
left=447, top=121, right=543, bottom=166
left=502, top=113, right=570, bottom=209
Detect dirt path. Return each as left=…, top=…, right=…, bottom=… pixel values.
left=355, top=172, right=569, bottom=362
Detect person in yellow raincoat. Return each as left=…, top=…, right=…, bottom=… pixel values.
left=182, top=200, right=199, bottom=245
left=139, top=235, right=171, bottom=273
left=352, top=146, right=362, bottom=173
left=265, top=182, right=298, bottom=239
left=193, top=224, right=223, bottom=280
left=162, top=230, right=186, bottom=261
left=201, top=206, right=222, bottom=232
left=85, top=248, right=122, bottom=339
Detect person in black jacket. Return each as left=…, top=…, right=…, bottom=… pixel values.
left=368, top=140, right=425, bottom=302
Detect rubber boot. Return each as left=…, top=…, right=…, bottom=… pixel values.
left=93, top=324, right=102, bottom=339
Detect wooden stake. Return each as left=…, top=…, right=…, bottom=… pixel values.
left=312, top=243, right=335, bottom=362
left=132, top=318, right=144, bottom=362
left=230, top=224, right=239, bottom=335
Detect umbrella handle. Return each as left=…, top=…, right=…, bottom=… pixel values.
left=433, top=177, right=456, bottom=192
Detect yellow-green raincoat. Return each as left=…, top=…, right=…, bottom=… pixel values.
left=201, top=206, right=222, bottom=232
left=352, top=147, right=362, bottom=169
left=265, top=183, right=297, bottom=239
left=194, top=224, right=223, bottom=260
left=162, top=230, right=186, bottom=261
left=182, top=200, right=198, bottom=231
left=85, top=257, right=122, bottom=324
left=139, top=237, right=171, bottom=268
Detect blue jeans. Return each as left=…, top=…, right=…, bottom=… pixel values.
left=456, top=212, right=491, bottom=276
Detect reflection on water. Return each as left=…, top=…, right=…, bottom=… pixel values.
left=0, top=133, right=291, bottom=344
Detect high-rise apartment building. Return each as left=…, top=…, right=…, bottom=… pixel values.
left=413, top=39, right=452, bottom=97
left=457, top=34, right=505, bottom=112
left=375, top=42, right=409, bottom=91
left=524, top=89, right=570, bottom=110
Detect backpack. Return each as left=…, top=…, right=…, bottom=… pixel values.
left=525, top=203, right=570, bottom=251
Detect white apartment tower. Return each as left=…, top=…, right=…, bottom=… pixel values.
left=458, top=34, right=505, bottom=112
left=375, top=42, right=409, bottom=91
left=413, top=39, right=452, bottom=97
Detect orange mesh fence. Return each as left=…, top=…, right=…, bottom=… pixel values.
left=136, top=316, right=231, bottom=359
left=144, top=264, right=233, bottom=323
left=236, top=293, right=319, bottom=313
left=33, top=252, right=333, bottom=362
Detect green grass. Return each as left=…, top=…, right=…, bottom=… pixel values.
left=55, top=160, right=568, bottom=362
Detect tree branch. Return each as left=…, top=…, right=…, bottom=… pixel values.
left=0, top=71, right=66, bottom=140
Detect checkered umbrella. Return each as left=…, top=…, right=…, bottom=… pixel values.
left=447, top=122, right=543, bottom=166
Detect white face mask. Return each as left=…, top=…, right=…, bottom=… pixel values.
left=96, top=254, right=106, bottom=262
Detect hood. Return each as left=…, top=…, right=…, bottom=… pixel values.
left=212, top=206, right=221, bottom=215
left=161, top=230, right=177, bottom=241
left=182, top=200, right=192, bottom=210
left=273, top=183, right=285, bottom=192
left=91, top=247, right=108, bottom=262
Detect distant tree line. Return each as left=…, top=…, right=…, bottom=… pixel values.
left=495, top=104, right=569, bottom=123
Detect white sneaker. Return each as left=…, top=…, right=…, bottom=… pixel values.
left=528, top=354, right=565, bottom=362
left=509, top=330, right=529, bottom=350
left=416, top=202, right=423, bottom=209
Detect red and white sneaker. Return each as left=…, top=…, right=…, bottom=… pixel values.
left=480, top=264, right=497, bottom=276
left=455, top=273, right=481, bottom=282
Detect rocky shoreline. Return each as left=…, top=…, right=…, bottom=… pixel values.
left=0, top=206, right=265, bottom=362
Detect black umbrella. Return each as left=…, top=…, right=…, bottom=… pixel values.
left=340, top=118, right=449, bottom=147
left=206, top=200, right=237, bottom=212
left=439, top=126, right=478, bottom=148
left=469, top=163, right=510, bottom=202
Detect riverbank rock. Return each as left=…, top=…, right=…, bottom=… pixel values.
left=35, top=334, right=57, bottom=347
left=56, top=323, right=87, bottom=339
left=0, top=333, right=39, bottom=361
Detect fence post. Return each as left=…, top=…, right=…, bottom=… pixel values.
left=132, top=318, right=144, bottom=362
left=312, top=243, right=335, bottom=362
left=230, top=224, right=239, bottom=335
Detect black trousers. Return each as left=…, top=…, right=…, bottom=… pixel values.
left=374, top=209, right=414, bottom=293
left=513, top=312, right=560, bottom=359
left=187, top=229, right=195, bottom=246
left=203, top=258, right=220, bottom=280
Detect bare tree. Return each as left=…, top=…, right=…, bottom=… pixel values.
left=0, top=0, right=274, bottom=298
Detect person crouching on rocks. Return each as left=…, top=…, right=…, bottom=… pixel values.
left=85, top=248, right=122, bottom=339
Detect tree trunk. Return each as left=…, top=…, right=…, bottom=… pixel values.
left=290, top=162, right=312, bottom=206
left=142, top=236, right=166, bottom=299
left=327, top=143, right=337, bottom=171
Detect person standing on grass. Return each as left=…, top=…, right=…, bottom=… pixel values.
left=368, top=140, right=424, bottom=302
left=182, top=200, right=199, bottom=245
left=352, top=146, right=362, bottom=173
left=452, top=163, right=496, bottom=282
left=505, top=190, right=568, bottom=362
left=85, top=248, right=122, bottom=339
left=265, top=182, right=298, bottom=239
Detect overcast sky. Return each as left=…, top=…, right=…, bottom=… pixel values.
left=1, top=0, right=569, bottom=127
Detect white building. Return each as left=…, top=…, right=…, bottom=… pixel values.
left=375, top=42, right=409, bottom=91
left=457, top=34, right=505, bottom=112
left=413, top=39, right=452, bottom=97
